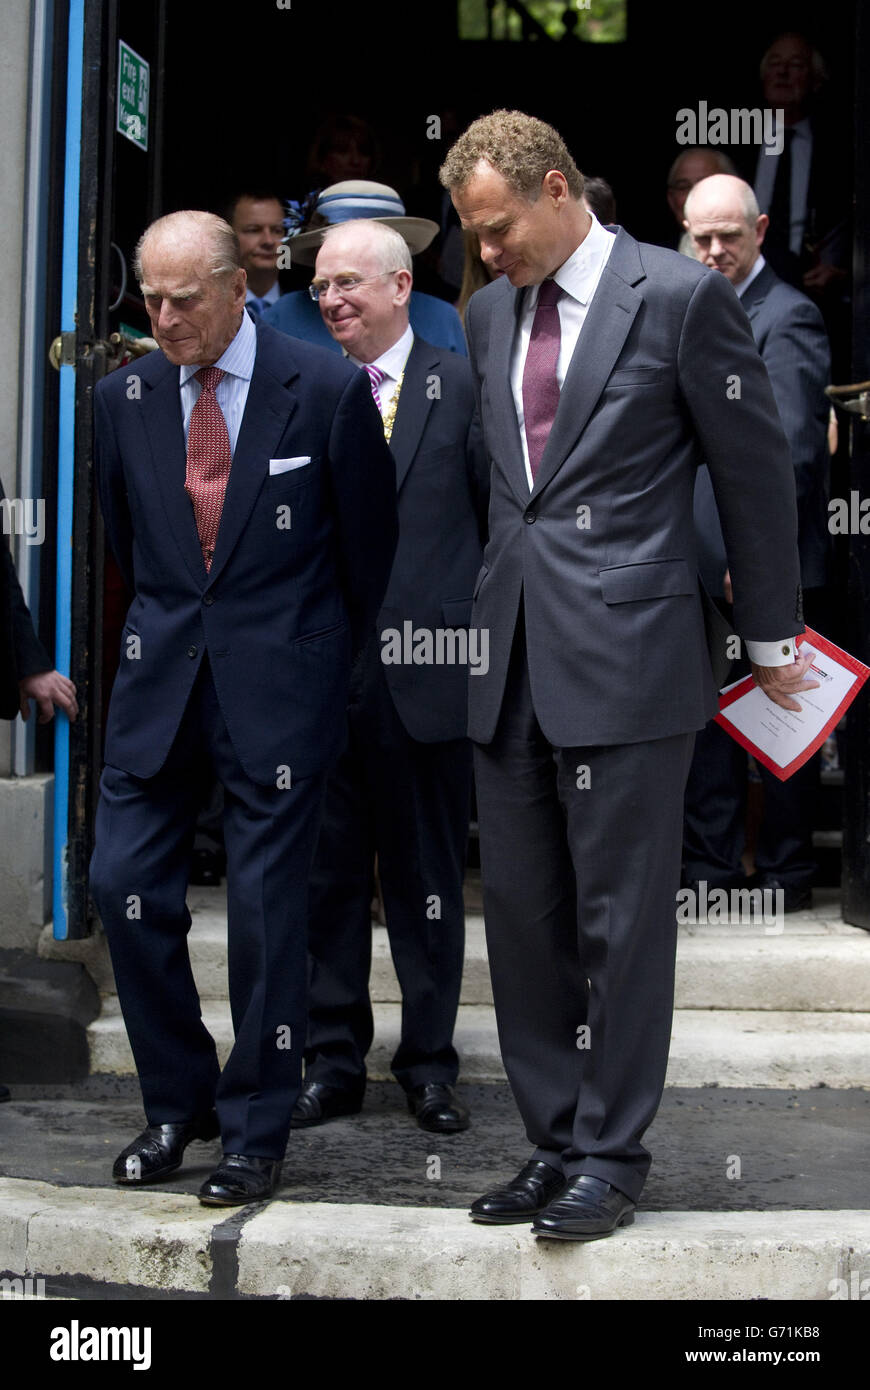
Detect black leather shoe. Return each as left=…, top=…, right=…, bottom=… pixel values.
left=746, top=873, right=812, bottom=914
left=0, top=1084, right=10, bottom=1103
left=532, top=1174, right=636, bottom=1241
left=470, top=1160, right=565, bottom=1224
left=199, top=1153, right=281, bottom=1206
left=290, top=1079, right=365, bottom=1128
left=112, top=1111, right=220, bottom=1184
left=406, top=1083, right=470, bottom=1133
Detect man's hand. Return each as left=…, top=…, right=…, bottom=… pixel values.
left=18, top=670, right=78, bottom=724
left=751, top=649, right=819, bottom=711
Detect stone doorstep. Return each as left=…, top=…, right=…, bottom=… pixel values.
left=41, top=888, right=870, bottom=1012
left=85, top=1000, right=870, bottom=1088
left=1, top=1177, right=868, bottom=1301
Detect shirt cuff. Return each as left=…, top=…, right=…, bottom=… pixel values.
left=744, top=637, right=798, bottom=667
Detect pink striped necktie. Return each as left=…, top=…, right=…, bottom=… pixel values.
left=365, top=363, right=386, bottom=412
left=185, top=365, right=231, bottom=572
left=522, top=278, right=563, bottom=482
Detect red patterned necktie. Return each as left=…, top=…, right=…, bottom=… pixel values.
left=185, top=365, right=231, bottom=572
left=522, top=278, right=563, bottom=482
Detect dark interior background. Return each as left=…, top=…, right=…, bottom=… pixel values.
left=154, top=0, right=854, bottom=257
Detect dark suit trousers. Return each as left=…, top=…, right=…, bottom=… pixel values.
left=89, top=655, right=326, bottom=1159
left=305, top=656, right=470, bottom=1091
left=474, top=608, right=695, bottom=1202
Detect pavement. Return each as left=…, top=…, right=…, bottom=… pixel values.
left=2, top=1081, right=870, bottom=1212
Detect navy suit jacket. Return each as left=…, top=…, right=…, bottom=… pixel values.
left=94, top=319, right=398, bottom=785
left=374, top=335, right=488, bottom=742
left=695, top=262, right=831, bottom=595
left=465, top=228, right=803, bottom=748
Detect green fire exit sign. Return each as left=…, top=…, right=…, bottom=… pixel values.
left=117, top=40, right=149, bottom=151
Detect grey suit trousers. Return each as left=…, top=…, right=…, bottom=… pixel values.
left=474, top=604, right=695, bottom=1202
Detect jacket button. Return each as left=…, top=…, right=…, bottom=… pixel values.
left=187, top=645, right=198, bottom=658
left=524, top=511, right=536, bottom=524
left=203, top=594, right=215, bottom=606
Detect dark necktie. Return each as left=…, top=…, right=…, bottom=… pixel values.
left=185, top=366, right=232, bottom=572
left=766, top=128, right=795, bottom=259
left=522, top=279, right=563, bottom=482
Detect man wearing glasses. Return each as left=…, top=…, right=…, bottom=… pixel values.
left=291, top=218, right=489, bottom=1135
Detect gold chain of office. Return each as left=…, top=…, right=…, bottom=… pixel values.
left=381, top=369, right=405, bottom=443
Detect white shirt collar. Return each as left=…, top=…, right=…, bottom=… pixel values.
left=734, top=253, right=767, bottom=298
left=529, top=212, right=616, bottom=309
left=179, top=303, right=256, bottom=384
left=349, top=321, right=414, bottom=380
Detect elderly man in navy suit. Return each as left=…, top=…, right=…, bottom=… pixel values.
left=683, top=173, right=832, bottom=912
left=291, top=218, right=489, bottom=1135
left=90, top=210, right=397, bottom=1205
left=439, top=111, right=815, bottom=1240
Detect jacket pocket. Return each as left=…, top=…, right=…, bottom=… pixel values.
left=599, top=558, right=694, bottom=604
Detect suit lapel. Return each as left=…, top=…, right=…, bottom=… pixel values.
left=531, top=230, right=644, bottom=499
left=486, top=286, right=529, bottom=505
left=737, top=263, right=774, bottom=326
left=140, top=361, right=206, bottom=587
left=388, top=337, right=435, bottom=494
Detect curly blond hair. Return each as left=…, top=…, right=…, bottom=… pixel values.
left=439, top=110, right=584, bottom=201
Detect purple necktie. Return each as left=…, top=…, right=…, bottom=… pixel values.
left=522, top=278, right=563, bottom=482
left=365, top=363, right=385, bottom=412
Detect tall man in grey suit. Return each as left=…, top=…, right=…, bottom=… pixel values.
left=292, top=220, right=489, bottom=1134
left=683, top=174, right=832, bottom=911
left=440, top=111, right=815, bottom=1240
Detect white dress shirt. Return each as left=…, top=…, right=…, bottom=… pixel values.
left=349, top=321, right=414, bottom=418
left=179, top=306, right=256, bottom=457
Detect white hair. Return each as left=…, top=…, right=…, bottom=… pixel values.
left=320, top=219, right=412, bottom=275
left=134, top=210, right=240, bottom=283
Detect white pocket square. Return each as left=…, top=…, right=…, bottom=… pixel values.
left=269, top=456, right=311, bottom=475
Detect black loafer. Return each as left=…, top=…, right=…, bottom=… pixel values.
left=113, top=1111, right=220, bottom=1184
left=0, top=1084, right=10, bottom=1103
left=199, top=1153, right=281, bottom=1206
left=406, top=1082, right=470, bottom=1133
left=290, top=1079, right=365, bottom=1128
left=470, top=1160, right=565, bottom=1224
left=746, top=873, right=812, bottom=914
left=532, top=1174, right=636, bottom=1241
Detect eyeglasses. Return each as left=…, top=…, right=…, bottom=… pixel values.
left=308, top=270, right=401, bottom=302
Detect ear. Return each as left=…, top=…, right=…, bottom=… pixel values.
left=756, top=212, right=769, bottom=245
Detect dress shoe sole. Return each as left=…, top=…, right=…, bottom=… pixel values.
left=414, top=1115, right=470, bottom=1134
left=198, top=1189, right=276, bottom=1207
left=533, top=1210, right=636, bottom=1241
left=470, top=1209, right=551, bottom=1225
left=289, top=1100, right=363, bottom=1129
left=114, top=1162, right=183, bottom=1186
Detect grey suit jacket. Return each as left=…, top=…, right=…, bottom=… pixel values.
left=464, top=227, right=803, bottom=748
left=695, top=262, right=831, bottom=596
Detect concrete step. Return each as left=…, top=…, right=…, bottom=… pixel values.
left=2, top=1176, right=867, bottom=1300
left=87, top=998, right=870, bottom=1088
left=57, top=886, right=870, bottom=1012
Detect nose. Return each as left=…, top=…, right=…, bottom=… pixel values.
left=479, top=239, right=500, bottom=268
left=156, top=300, right=181, bottom=332
left=709, top=235, right=726, bottom=258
